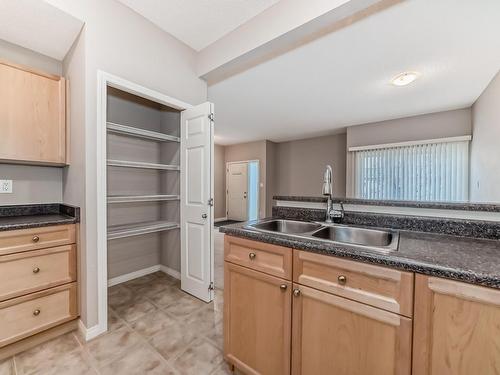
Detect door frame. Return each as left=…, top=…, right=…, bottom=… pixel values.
left=95, top=70, right=193, bottom=339
left=225, top=160, right=260, bottom=221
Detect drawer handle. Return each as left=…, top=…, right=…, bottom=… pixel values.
left=33, top=267, right=40, bottom=274
left=248, top=252, right=256, bottom=260
left=338, top=275, right=347, bottom=284
left=33, top=309, right=41, bottom=316
left=293, top=289, right=301, bottom=297
left=32, top=235, right=40, bottom=243
left=280, top=284, right=288, bottom=291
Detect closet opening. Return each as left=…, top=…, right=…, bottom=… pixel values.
left=104, top=86, right=221, bottom=349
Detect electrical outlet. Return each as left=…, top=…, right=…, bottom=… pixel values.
left=0, top=180, right=13, bottom=193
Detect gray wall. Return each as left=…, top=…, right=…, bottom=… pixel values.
left=275, top=134, right=346, bottom=198
left=0, top=39, right=64, bottom=205
left=345, top=109, right=472, bottom=196
left=470, top=71, right=500, bottom=202
left=214, top=145, right=226, bottom=219
left=53, top=0, right=207, bottom=328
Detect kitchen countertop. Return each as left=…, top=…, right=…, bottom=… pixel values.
left=0, top=204, right=79, bottom=231
left=220, top=219, right=500, bottom=289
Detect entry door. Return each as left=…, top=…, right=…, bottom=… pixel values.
left=227, top=162, right=248, bottom=221
left=180, top=102, right=214, bottom=302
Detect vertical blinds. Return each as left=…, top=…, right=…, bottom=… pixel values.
left=353, top=139, right=470, bottom=202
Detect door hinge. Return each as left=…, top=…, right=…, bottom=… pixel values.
left=208, top=198, right=214, bottom=207
left=208, top=282, right=215, bottom=291
left=208, top=113, right=214, bottom=122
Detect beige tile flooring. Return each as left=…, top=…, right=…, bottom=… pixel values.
left=0, top=272, right=233, bottom=375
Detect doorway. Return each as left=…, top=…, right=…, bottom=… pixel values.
left=226, top=160, right=259, bottom=222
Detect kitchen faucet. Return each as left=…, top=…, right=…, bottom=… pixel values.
left=322, top=165, right=344, bottom=223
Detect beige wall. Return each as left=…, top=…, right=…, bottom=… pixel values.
left=346, top=109, right=472, bottom=196
left=224, top=140, right=268, bottom=218
left=470, top=71, right=500, bottom=202
left=48, top=0, right=207, bottom=329
left=214, top=145, right=226, bottom=218
left=275, top=134, right=346, bottom=197
left=346, top=108, right=472, bottom=148
left=0, top=39, right=64, bottom=205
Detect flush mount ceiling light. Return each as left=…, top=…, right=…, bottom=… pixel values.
left=391, top=71, right=420, bottom=86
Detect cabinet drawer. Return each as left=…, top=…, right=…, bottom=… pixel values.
left=225, top=236, right=292, bottom=280
left=0, top=283, right=78, bottom=348
left=0, top=245, right=76, bottom=302
left=293, top=250, right=414, bottom=317
left=0, top=224, right=76, bottom=256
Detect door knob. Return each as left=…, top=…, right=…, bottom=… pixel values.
left=202, top=214, right=207, bottom=219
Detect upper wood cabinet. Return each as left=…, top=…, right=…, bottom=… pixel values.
left=0, top=60, right=67, bottom=166
left=413, top=275, right=500, bottom=375
left=224, top=262, right=292, bottom=375
left=292, top=284, right=412, bottom=375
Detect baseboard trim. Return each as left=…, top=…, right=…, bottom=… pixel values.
left=107, top=265, right=161, bottom=287
left=160, top=265, right=181, bottom=280
left=78, top=320, right=106, bottom=342
left=214, top=217, right=227, bottom=223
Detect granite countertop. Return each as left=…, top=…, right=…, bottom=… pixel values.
left=0, top=204, right=80, bottom=231
left=220, top=219, right=500, bottom=289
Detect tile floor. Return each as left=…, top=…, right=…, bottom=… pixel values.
left=0, top=272, right=232, bottom=375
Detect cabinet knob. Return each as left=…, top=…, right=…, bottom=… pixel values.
left=33, top=309, right=41, bottom=316
left=338, top=275, right=347, bottom=284
left=248, top=252, right=256, bottom=260
left=33, top=267, right=40, bottom=274
left=280, top=284, right=287, bottom=291
left=202, top=214, right=208, bottom=219
left=293, top=289, right=301, bottom=297
left=32, top=235, right=40, bottom=243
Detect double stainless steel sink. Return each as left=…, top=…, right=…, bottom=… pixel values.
left=245, top=219, right=399, bottom=253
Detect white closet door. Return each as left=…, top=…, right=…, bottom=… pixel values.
left=180, top=102, right=214, bottom=302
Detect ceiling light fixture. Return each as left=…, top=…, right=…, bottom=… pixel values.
left=391, top=71, right=420, bottom=86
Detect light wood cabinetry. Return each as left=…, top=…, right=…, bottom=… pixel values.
left=225, top=235, right=292, bottom=279
left=291, top=284, right=412, bottom=375
left=225, top=236, right=500, bottom=375
left=224, top=261, right=291, bottom=375
left=293, top=250, right=414, bottom=317
left=0, top=60, right=67, bottom=165
left=413, top=275, right=500, bottom=375
left=0, top=224, right=78, bottom=357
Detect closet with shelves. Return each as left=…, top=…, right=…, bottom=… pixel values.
left=106, top=87, right=181, bottom=280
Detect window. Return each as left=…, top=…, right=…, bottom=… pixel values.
left=351, top=136, right=471, bottom=202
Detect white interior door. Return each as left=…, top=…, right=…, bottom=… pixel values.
left=227, top=162, right=248, bottom=221
left=180, top=102, right=214, bottom=302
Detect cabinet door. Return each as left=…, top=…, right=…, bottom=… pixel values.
left=0, top=61, right=66, bottom=165
left=224, top=262, right=291, bottom=375
left=292, top=284, right=412, bottom=375
left=413, top=275, right=500, bottom=375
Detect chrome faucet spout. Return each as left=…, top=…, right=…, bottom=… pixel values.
left=322, top=165, right=343, bottom=223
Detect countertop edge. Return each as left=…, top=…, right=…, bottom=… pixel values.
left=219, top=225, right=500, bottom=290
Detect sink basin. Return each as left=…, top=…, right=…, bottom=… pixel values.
left=246, top=219, right=399, bottom=253
left=248, top=219, right=322, bottom=234
left=311, top=225, right=394, bottom=247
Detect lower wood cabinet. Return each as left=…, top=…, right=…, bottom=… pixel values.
left=291, top=284, right=412, bottom=375
left=413, top=274, right=500, bottom=375
left=224, top=262, right=291, bottom=375
left=224, top=236, right=500, bottom=375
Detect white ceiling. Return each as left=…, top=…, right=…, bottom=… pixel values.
left=116, top=0, right=280, bottom=51
left=0, top=0, right=83, bottom=61
left=208, top=0, right=500, bottom=145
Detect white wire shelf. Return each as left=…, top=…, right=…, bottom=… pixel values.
left=107, top=194, right=180, bottom=204
left=107, top=220, right=179, bottom=240
left=107, top=159, right=180, bottom=171
left=107, top=122, right=180, bottom=142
